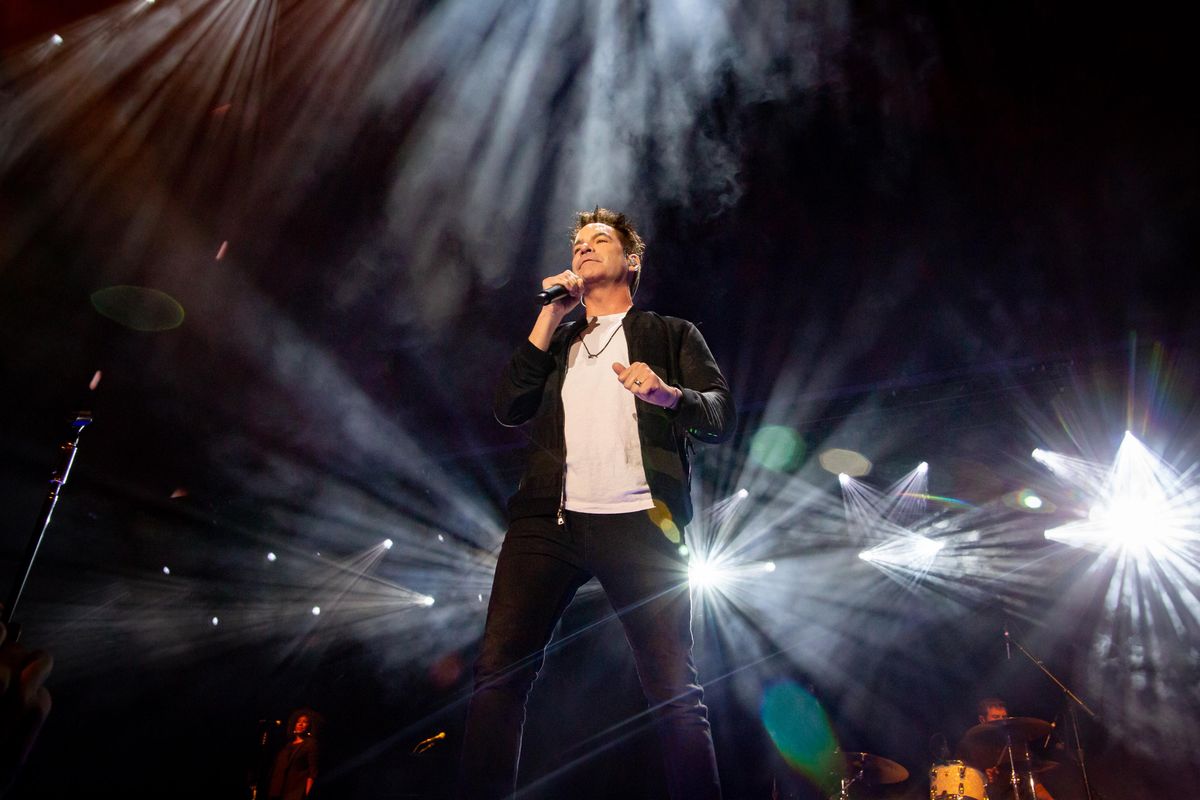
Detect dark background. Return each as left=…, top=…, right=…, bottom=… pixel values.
left=1, top=1, right=1197, bottom=798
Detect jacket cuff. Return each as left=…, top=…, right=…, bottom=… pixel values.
left=665, top=386, right=700, bottom=421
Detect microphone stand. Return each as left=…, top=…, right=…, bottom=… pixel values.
left=2, top=411, right=93, bottom=640
left=1006, top=629, right=1098, bottom=800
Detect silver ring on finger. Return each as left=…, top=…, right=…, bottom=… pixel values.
left=633, top=378, right=643, bottom=386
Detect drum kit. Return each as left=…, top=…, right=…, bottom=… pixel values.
left=820, top=626, right=1097, bottom=800
left=830, top=716, right=1059, bottom=800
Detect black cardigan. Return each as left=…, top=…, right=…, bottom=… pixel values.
left=494, top=307, right=735, bottom=528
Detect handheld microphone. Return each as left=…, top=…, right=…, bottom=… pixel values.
left=535, top=283, right=571, bottom=305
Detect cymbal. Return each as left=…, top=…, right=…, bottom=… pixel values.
left=842, top=751, right=909, bottom=785
left=962, top=717, right=1053, bottom=747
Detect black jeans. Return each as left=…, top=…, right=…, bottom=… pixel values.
left=458, top=510, right=721, bottom=799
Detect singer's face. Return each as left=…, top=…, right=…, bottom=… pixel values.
left=572, top=223, right=635, bottom=287
left=294, top=715, right=310, bottom=735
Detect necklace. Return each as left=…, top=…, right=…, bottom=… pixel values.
left=578, top=319, right=624, bottom=359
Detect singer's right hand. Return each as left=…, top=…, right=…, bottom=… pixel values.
left=541, top=270, right=584, bottom=316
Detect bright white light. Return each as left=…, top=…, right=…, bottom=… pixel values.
left=763, top=561, right=776, bottom=573
left=1030, top=447, right=1079, bottom=478
left=50, top=34, right=64, bottom=46
left=858, top=536, right=943, bottom=568
left=162, top=566, right=171, bottom=575
left=1022, top=494, right=1044, bottom=510
left=422, top=595, right=436, bottom=606
left=211, top=616, right=220, bottom=626
left=917, top=461, right=929, bottom=473
left=917, top=536, right=944, bottom=556
left=267, top=552, right=277, bottom=562
left=678, top=545, right=689, bottom=556
left=383, top=538, right=394, bottom=549
left=1045, top=432, right=1195, bottom=556
left=737, top=488, right=750, bottom=499
left=688, top=559, right=727, bottom=591
left=437, top=534, right=444, bottom=542
left=838, top=472, right=849, bottom=483
left=311, top=606, right=321, bottom=615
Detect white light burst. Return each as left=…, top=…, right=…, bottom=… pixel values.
left=1042, top=431, right=1199, bottom=557
left=1035, top=429, right=1200, bottom=760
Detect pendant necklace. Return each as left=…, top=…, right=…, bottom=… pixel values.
left=578, top=319, right=624, bottom=359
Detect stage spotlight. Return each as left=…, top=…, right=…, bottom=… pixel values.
left=211, top=616, right=220, bottom=626
left=1043, top=432, right=1194, bottom=556
left=763, top=561, right=777, bottom=573
left=838, top=472, right=849, bottom=483
left=1030, top=448, right=1068, bottom=475
left=437, top=534, right=445, bottom=542
left=50, top=34, right=63, bottom=46
left=678, top=545, right=689, bottom=556
left=267, top=552, right=277, bottom=562
left=737, top=488, right=750, bottom=499
left=688, top=558, right=727, bottom=591
left=311, top=606, right=321, bottom=616
left=383, top=538, right=394, bottom=549
left=161, top=566, right=170, bottom=575
left=1022, top=493, right=1044, bottom=510
left=422, top=596, right=436, bottom=606
left=917, top=461, right=929, bottom=473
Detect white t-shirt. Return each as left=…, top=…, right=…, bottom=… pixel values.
left=561, top=311, right=654, bottom=513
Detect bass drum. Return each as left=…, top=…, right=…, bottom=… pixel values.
left=929, top=760, right=987, bottom=800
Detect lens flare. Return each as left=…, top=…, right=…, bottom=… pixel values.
left=761, top=682, right=841, bottom=794
left=749, top=425, right=806, bottom=472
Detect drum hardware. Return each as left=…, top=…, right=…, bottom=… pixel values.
left=960, top=718, right=1052, bottom=800
left=830, top=750, right=908, bottom=799
left=961, top=717, right=1054, bottom=747
left=1003, top=625, right=1100, bottom=800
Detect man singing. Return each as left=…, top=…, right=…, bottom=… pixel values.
left=458, top=208, right=735, bottom=799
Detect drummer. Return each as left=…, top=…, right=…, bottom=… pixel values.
left=959, top=697, right=1054, bottom=800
